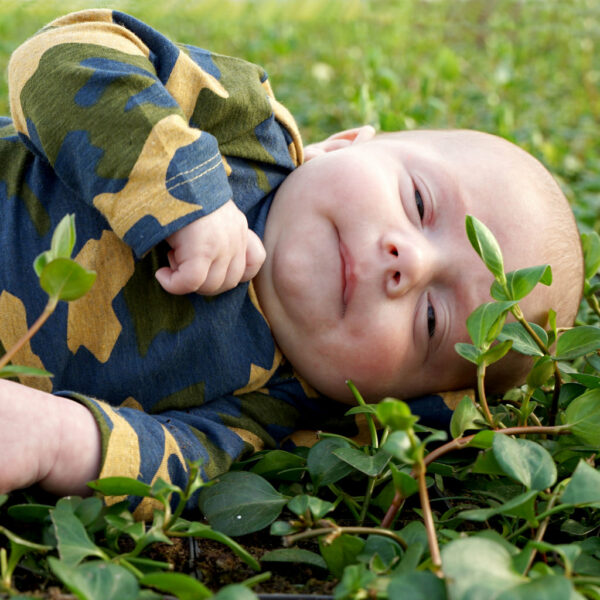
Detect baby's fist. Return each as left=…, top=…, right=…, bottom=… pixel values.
left=155, top=200, right=266, bottom=296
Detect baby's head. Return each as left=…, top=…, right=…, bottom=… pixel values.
left=254, top=127, right=583, bottom=403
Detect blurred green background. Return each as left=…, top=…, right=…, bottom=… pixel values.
left=0, top=0, right=597, bottom=231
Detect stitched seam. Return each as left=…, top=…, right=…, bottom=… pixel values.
left=165, top=152, right=221, bottom=186
left=167, top=159, right=224, bottom=193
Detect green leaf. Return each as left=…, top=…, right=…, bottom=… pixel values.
left=198, top=471, right=287, bottom=536
left=564, top=388, right=600, bottom=447
left=140, top=572, right=212, bottom=600
left=0, top=365, right=53, bottom=379
left=442, top=536, right=525, bottom=599
left=333, top=446, right=391, bottom=476
left=287, top=495, right=334, bottom=520
left=472, top=449, right=506, bottom=476
left=319, top=533, right=365, bottom=578
left=213, top=584, right=259, bottom=600
left=50, top=498, right=107, bottom=567
left=561, top=460, right=600, bottom=506
left=262, top=548, right=327, bottom=570
left=33, top=250, right=52, bottom=278
left=480, top=339, right=513, bottom=366
left=383, top=430, right=416, bottom=464
left=555, top=326, right=600, bottom=360
left=181, top=522, right=260, bottom=570
left=306, top=438, right=355, bottom=489
left=582, top=231, right=600, bottom=280
left=87, top=477, right=152, bottom=498
left=492, top=434, right=557, bottom=491
left=466, top=301, right=515, bottom=348
left=50, top=214, right=76, bottom=259
left=496, top=574, right=581, bottom=600
left=49, top=558, right=139, bottom=600
left=387, top=571, right=447, bottom=600
left=526, top=355, right=555, bottom=388
left=467, top=430, right=495, bottom=449
left=40, top=258, right=96, bottom=302
left=465, top=215, right=506, bottom=283
left=450, top=396, right=484, bottom=439
left=454, top=342, right=481, bottom=364
left=497, top=322, right=548, bottom=356
left=390, top=464, right=418, bottom=498
left=6, top=503, right=52, bottom=523
left=250, top=450, right=305, bottom=480
left=0, top=525, right=53, bottom=553
left=459, top=490, right=538, bottom=522
left=491, top=264, right=552, bottom=301
left=375, top=397, right=419, bottom=431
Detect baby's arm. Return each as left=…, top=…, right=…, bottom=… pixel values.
left=0, top=380, right=101, bottom=496
left=8, top=10, right=255, bottom=295
left=155, top=200, right=266, bottom=295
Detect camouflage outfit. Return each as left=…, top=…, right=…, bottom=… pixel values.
left=0, top=10, right=459, bottom=517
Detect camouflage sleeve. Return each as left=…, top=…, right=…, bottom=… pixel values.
left=66, top=390, right=302, bottom=520
left=7, top=9, right=231, bottom=257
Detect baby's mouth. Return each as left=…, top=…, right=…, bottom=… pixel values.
left=339, top=238, right=356, bottom=311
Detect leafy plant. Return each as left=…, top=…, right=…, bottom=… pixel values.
left=196, top=217, right=600, bottom=599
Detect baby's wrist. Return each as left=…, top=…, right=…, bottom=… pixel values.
left=40, top=397, right=102, bottom=496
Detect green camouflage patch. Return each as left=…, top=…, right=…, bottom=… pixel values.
left=122, top=245, right=195, bottom=356
left=0, top=137, right=50, bottom=237
left=150, top=381, right=205, bottom=413
left=21, top=43, right=184, bottom=179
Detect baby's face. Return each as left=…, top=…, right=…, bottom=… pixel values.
left=254, top=129, right=548, bottom=403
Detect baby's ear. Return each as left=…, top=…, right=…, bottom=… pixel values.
left=303, top=125, right=376, bottom=162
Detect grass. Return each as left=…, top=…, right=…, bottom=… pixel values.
left=0, top=0, right=597, bottom=232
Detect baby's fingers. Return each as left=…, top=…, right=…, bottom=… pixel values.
left=155, top=260, right=210, bottom=295
left=242, top=230, right=266, bottom=282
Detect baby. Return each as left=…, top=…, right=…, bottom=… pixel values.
left=0, top=9, right=583, bottom=518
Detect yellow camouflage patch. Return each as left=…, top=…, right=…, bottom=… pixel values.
left=0, top=291, right=52, bottom=392
left=97, top=403, right=142, bottom=507
left=166, top=51, right=229, bottom=121
left=8, top=10, right=150, bottom=135
left=132, top=424, right=187, bottom=521
left=68, top=230, right=135, bottom=363
left=93, top=114, right=210, bottom=237
left=228, top=426, right=265, bottom=453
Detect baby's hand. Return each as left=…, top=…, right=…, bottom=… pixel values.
left=155, top=200, right=266, bottom=296
left=0, top=380, right=101, bottom=496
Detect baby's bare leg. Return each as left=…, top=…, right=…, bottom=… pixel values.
left=0, top=379, right=101, bottom=496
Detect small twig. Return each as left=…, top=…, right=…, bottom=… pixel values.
left=283, top=523, right=408, bottom=550
left=523, top=487, right=561, bottom=575
left=381, top=425, right=570, bottom=529
left=0, top=298, right=57, bottom=370
left=477, top=363, right=494, bottom=427
left=416, top=461, right=443, bottom=576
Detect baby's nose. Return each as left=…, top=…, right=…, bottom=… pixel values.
left=382, top=232, right=433, bottom=298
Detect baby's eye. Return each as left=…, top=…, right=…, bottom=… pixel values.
left=427, top=301, right=436, bottom=338
left=415, top=188, right=425, bottom=221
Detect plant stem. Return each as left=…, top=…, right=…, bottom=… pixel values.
left=416, top=460, right=443, bottom=575
left=0, top=548, right=9, bottom=592
left=511, top=305, right=549, bottom=355
left=283, top=524, right=407, bottom=550
left=0, top=297, right=57, bottom=370
left=523, top=486, right=562, bottom=575
left=507, top=502, right=574, bottom=542
left=381, top=425, right=570, bottom=529
left=346, top=379, right=379, bottom=449
left=358, top=476, right=377, bottom=526
left=587, top=293, right=600, bottom=319
left=477, top=363, right=494, bottom=427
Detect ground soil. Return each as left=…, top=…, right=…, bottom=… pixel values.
left=7, top=531, right=336, bottom=598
